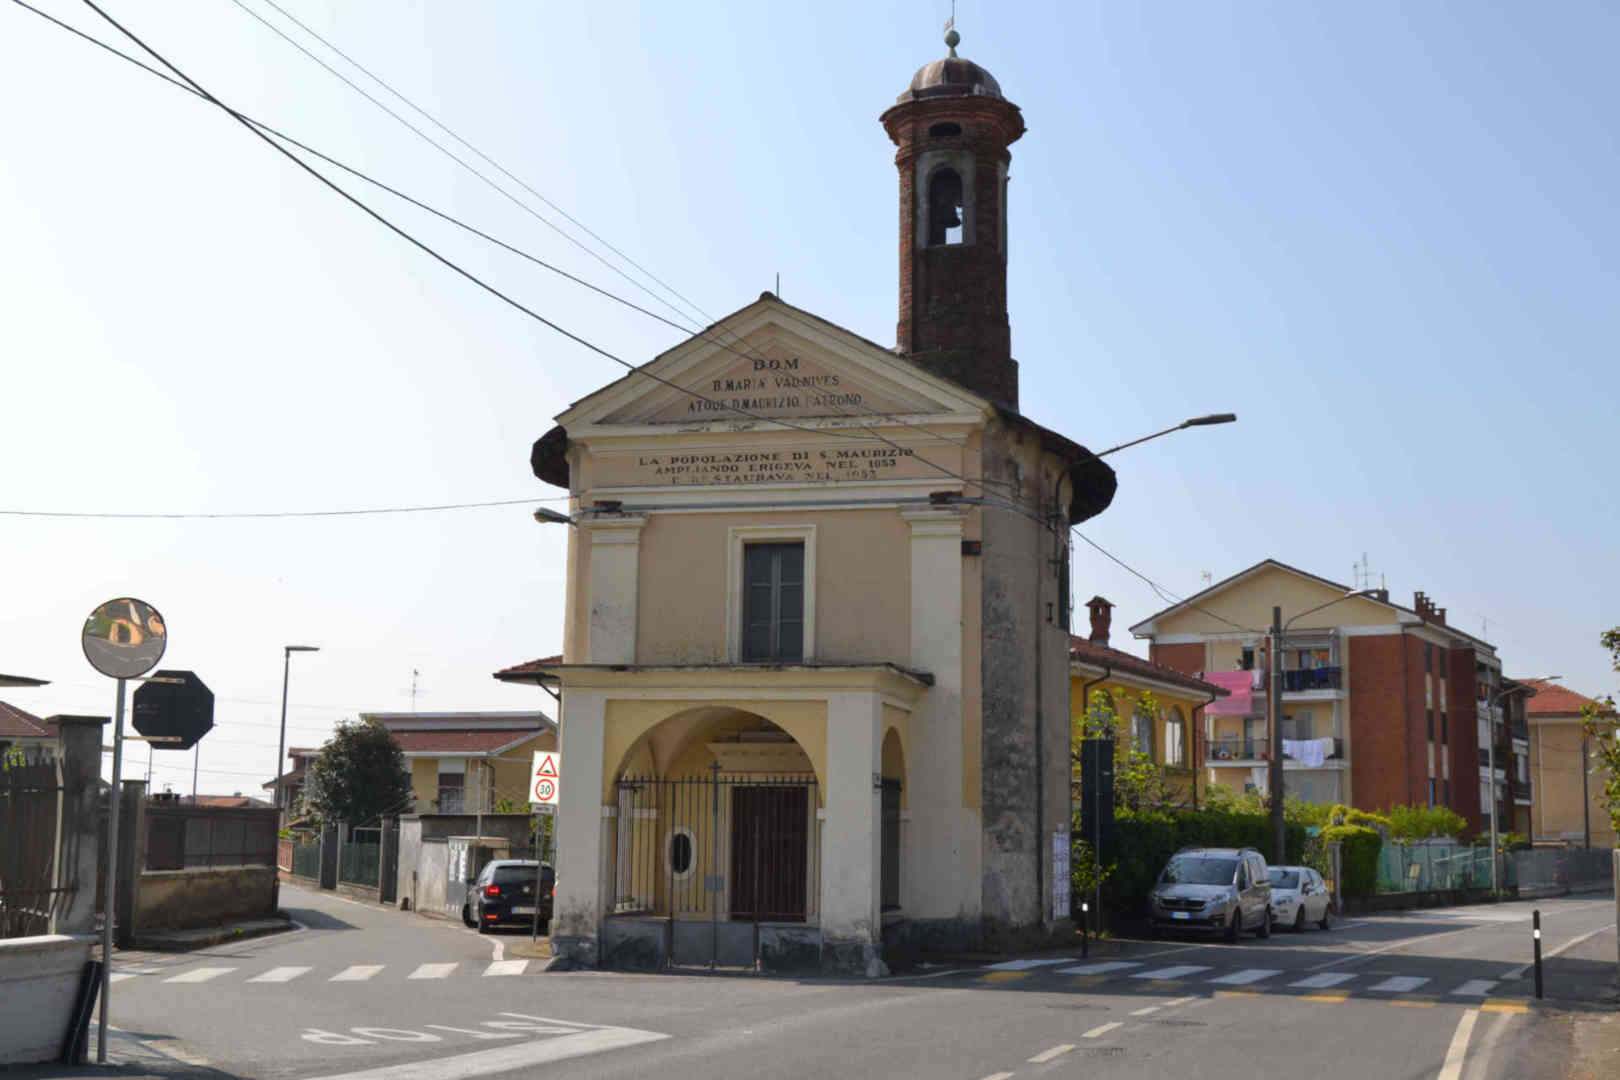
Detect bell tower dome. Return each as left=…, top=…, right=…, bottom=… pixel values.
left=881, top=29, right=1025, bottom=411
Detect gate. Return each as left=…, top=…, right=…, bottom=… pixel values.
left=611, top=771, right=820, bottom=970
left=0, top=761, right=69, bottom=938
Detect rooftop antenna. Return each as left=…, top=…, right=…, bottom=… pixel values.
left=1200, top=571, right=1213, bottom=587
left=410, top=668, right=421, bottom=712
left=775, top=271, right=780, bottom=298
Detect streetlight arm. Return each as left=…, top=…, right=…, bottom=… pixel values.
left=1091, top=413, right=1237, bottom=460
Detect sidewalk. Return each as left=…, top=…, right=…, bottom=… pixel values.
left=2, top=1028, right=242, bottom=1080
left=128, top=916, right=296, bottom=953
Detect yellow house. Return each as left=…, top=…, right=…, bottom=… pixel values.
left=494, top=37, right=1124, bottom=975
left=1070, top=598, right=1227, bottom=809
left=358, top=712, right=557, bottom=815
left=1521, top=680, right=1617, bottom=848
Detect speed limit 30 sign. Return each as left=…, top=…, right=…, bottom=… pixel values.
left=530, top=751, right=561, bottom=808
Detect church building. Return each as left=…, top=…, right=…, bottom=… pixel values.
left=496, top=32, right=1118, bottom=975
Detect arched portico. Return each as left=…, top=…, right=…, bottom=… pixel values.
left=541, top=664, right=928, bottom=975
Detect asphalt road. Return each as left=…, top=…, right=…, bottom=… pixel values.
left=82, top=884, right=1616, bottom=1080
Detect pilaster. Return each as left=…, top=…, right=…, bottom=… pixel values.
left=583, top=514, right=646, bottom=665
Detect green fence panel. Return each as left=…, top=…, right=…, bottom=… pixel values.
left=340, top=842, right=380, bottom=888
left=291, top=842, right=320, bottom=879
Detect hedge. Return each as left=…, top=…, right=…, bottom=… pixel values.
left=1096, top=808, right=1308, bottom=919
left=1319, top=824, right=1382, bottom=896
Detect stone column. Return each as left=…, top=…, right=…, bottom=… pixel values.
left=821, top=691, right=884, bottom=976
left=49, top=716, right=108, bottom=936
left=115, top=781, right=146, bottom=947
left=549, top=690, right=607, bottom=969
left=583, top=515, right=646, bottom=664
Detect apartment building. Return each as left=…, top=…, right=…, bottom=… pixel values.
left=1130, top=559, right=1510, bottom=831
left=1521, top=679, right=1616, bottom=848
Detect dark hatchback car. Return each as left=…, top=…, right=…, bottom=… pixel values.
left=462, top=859, right=554, bottom=934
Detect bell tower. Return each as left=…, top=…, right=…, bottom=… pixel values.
left=881, top=29, right=1025, bottom=411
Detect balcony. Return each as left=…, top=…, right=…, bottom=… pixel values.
left=1279, top=667, right=1342, bottom=693
left=1206, top=735, right=1344, bottom=764
left=1513, top=779, right=1534, bottom=806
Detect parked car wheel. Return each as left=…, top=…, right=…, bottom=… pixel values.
left=461, top=905, right=475, bottom=929
left=1318, top=907, right=1332, bottom=931
left=1257, top=910, right=1271, bottom=939
left=476, top=906, right=491, bottom=934
left=1293, top=907, right=1306, bottom=933
left=1225, top=911, right=1241, bottom=944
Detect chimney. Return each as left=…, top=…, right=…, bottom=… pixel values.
left=1086, top=596, right=1115, bottom=646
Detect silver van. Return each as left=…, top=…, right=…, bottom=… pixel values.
left=1148, top=847, right=1273, bottom=942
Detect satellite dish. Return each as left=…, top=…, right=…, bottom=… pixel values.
left=82, top=597, right=167, bottom=679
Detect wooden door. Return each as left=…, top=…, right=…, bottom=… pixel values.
left=729, top=786, right=808, bottom=922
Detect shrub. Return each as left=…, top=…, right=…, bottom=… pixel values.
left=1101, top=806, right=1307, bottom=919
left=1320, top=824, right=1382, bottom=896
left=1385, top=803, right=1467, bottom=843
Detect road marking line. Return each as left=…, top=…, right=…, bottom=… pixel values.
left=1132, top=965, right=1210, bottom=980
left=978, top=1074, right=1015, bottom=1080
left=1291, top=972, right=1356, bottom=989
left=1164, top=996, right=1197, bottom=1007
left=1502, top=921, right=1616, bottom=980
left=248, top=966, right=312, bottom=983
left=1065, top=975, right=1110, bottom=988
left=163, top=967, right=235, bottom=984
left=1082, top=1022, right=1122, bottom=1039
left=1306, top=924, right=1480, bottom=971
left=1435, top=1008, right=1478, bottom=1080
left=977, top=970, right=1031, bottom=984
left=408, top=963, right=457, bottom=980
left=1480, top=998, right=1529, bottom=1014
left=1055, top=961, right=1141, bottom=975
left=483, top=960, right=528, bottom=977
left=1208, top=968, right=1280, bottom=985
left=1130, top=1005, right=1161, bottom=1016
left=1390, top=995, right=1438, bottom=1008
left=1303, top=991, right=1350, bottom=1003
left=424, top=1025, right=522, bottom=1041
left=986, top=957, right=1075, bottom=971
left=1469, top=1009, right=1513, bottom=1080
left=1215, top=990, right=1264, bottom=998
left=331, top=965, right=384, bottom=982
left=301, top=1026, right=671, bottom=1080
left=1367, top=975, right=1429, bottom=993
left=1028, top=1044, right=1074, bottom=1063
left=1449, top=979, right=1497, bottom=997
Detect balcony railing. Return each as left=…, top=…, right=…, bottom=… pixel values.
left=1206, top=735, right=1344, bottom=763
left=1279, top=666, right=1342, bottom=692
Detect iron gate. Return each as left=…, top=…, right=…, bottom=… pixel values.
left=611, top=771, right=820, bottom=969
left=0, top=760, right=68, bottom=938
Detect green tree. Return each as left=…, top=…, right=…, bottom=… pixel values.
left=304, top=720, right=413, bottom=827
left=1581, top=627, right=1620, bottom=838
left=1072, top=687, right=1169, bottom=812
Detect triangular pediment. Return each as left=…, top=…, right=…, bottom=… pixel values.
left=559, top=296, right=988, bottom=433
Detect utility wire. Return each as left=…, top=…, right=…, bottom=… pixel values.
left=62, top=2, right=1055, bottom=534
left=1072, top=528, right=1263, bottom=636
left=250, top=0, right=711, bottom=332
left=229, top=0, right=980, bottom=453
left=0, top=496, right=566, bottom=520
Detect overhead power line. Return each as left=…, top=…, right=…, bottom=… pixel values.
left=0, top=496, right=566, bottom=520
left=60, top=2, right=1052, bottom=533
left=1072, top=529, right=1262, bottom=635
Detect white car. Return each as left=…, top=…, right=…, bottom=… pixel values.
left=1267, top=865, right=1333, bottom=931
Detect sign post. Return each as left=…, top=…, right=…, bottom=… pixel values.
left=529, top=752, right=561, bottom=942
left=80, top=598, right=166, bottom=1064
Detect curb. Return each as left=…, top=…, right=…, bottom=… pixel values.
left=128, top=917, right=297, bottom=953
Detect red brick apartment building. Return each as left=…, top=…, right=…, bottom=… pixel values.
left=1130, top=559, right=1523, bottom=833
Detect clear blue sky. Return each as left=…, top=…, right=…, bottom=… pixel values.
left=2, top=1, right=1614, bottom=795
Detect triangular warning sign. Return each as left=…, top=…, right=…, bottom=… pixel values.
left=536, top=754, right=559, bottom=778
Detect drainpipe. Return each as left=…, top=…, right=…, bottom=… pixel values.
left=1192, top=688, right=1218, bottom=811
left=1033, top=493, right=1045, bottom=929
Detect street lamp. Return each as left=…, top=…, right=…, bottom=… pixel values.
left=274, top=645, right=320, bottom=825
left=1268, top=589, right=1381, bottom=862
left=532, top=507, right=573, bottom=525
left=1486, top=676, right=1559, bottom=893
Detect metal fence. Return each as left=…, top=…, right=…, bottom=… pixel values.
left=611, top=773, right=822, bottom=924
left=1507, top=847, right=1614, bottom=892
left=340, top=830, right=381, bottom=888
left=291, top=841, right=320, bottom=879
left=0, top=761, right=68, bottom=938
left=1376, top=843, right=1492, bottom=892
left=145, top=805, right=278, bottom=870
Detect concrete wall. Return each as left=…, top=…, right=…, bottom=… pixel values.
left=134, top=867, right=277, bottom=931
left=0, top=934, right=93, bottom=1065
left=395, top=813, right=536, bottom=918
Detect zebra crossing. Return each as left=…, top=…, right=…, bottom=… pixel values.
left=108, top=959, right=544, bottom=985
left=974, top=958, right=1524, bottom=1004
